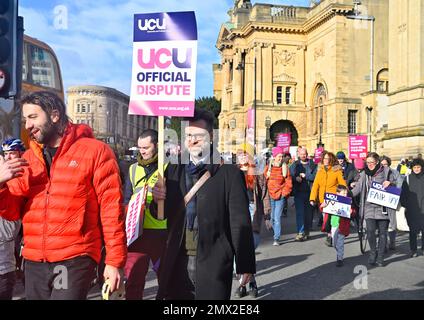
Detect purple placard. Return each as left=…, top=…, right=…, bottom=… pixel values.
left=133, top=12, right=197, bottom=42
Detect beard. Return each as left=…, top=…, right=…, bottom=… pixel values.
left=31, top=118, right=58, bottom=145
left=188, top=144, right=210, bottom=161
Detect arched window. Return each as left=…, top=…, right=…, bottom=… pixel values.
left=376, top=69, right=388, bottom=93
left=313, top=84, right=327, bottom=135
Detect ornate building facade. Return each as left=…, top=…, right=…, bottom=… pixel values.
left=67, top=85, right=157, bottom=156
left=215, top=0, right=423, bottom=160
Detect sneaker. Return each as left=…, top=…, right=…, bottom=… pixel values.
left=235, top=286, right=247, bottom=298
left=295, top=233, right=305, bottom=242
left=248, top=282, right=258, bottom=298
left=410, top=251, right=418, bottom=258
left=272, top=240, right=280, bottom=246
left=303, top=233, right=309, bottom=241
left=336, top=260, right=344, bottom=267
left=376, top=260, right=385, bottom=267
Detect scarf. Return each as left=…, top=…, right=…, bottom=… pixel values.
left=365, top=163, right=381, bottom=177
left=137, top=152, right=158, bottom=166
left=186, top=160, right=206, bottom=176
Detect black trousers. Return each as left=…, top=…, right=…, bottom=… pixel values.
left=366, top=219, right=389, bottom=262
left=164, top=254, right=196, bottom=300
left=25, top=255, right=97, bottom=300
left=409, top=227, right=424, bottom=252
left=0, top=271, right=16, bottom=300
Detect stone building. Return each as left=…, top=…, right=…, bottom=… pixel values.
left=214, top=0, right=423, bottom=160
left=67, top=85, right=157, bottom=156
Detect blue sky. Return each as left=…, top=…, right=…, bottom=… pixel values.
left=19, top=0, right=310, bottom=99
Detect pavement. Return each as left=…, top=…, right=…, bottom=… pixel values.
left=12, top=197, right=424, bottom=300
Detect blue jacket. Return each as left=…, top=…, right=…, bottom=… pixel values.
left=289, top=160, right=317, bottom=195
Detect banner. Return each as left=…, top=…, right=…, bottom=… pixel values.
left=276, top=133, right=291, bottom=153
left=349, top=135, right=368, bottom=159
left=246, top=107, right=254, bottom=146
left=323, top=193, right=352, bottom=219
left=314, top=147, right=324, bottom=164
left=366, top=181, right=401, bottom=210
left=129, top=12, right=197, bottom=117
left=125, top=186, right=148, bottom=246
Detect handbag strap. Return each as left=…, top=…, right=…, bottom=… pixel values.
left=184, top=170, right=211, bottom=207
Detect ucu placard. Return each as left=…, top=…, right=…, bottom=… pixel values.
left=130, top=12, right=197, bottom=117
left=366, top=181, right=401, bottom=210
left=323, top=193, right=352, bottom=219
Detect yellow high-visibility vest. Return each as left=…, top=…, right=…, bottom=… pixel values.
left=129, top=163, right=168, bottom=230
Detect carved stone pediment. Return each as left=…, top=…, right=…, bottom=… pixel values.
left=273, top=73, right=297, bottom=83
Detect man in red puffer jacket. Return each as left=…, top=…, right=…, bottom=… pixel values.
left=0, top=91, right=126, bottom=300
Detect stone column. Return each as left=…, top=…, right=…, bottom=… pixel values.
left=232, top=50, right=242, bottom=109
left=263, top=44, right=274, bottom=104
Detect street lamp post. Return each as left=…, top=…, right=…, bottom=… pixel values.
left=236, top=55, right=257, bottom=153
left=265, top=115, right=271, bottom=146
left=317, top=118, right=324, bottom=148
left=366, top=106, right=373, bottom=151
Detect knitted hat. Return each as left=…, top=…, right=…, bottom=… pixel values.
left=272, top=147, right=284, bottom=157
left=353, top=158, right=365, bottom=170
left=336, top=151, right=346, bottom=160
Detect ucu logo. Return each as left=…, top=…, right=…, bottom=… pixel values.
left=138, top=18, right=166, bottom=31
left=326, top=194, right=339, bottom=201
left=138, top=48, right=192, bottom=69
left=372, top=182, right=385, bottom=191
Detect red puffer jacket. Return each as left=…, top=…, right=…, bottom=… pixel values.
left=0, top=123, right=127, bottom=268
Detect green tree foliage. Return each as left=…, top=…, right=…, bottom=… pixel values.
left=170, top=96, right=221, bottom=139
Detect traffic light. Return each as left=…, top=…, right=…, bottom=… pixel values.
left=0, top=0, right=18, bottom=98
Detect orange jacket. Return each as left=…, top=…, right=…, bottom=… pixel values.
left=309, top=164, right=346, bottom=204
left=264, top=164, right=292, bottom=200
left=0, top=124, right=127, bottom=268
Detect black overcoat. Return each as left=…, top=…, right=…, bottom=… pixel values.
left=156, top=162, right=256, bottom=300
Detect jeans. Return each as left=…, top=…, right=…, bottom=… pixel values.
left=331, top=227, right=345, bottom=261
left=270, top=198, right=285, bottom=241
left=294, top=193, right=313, bottom=234
left=24, top=255, right=97, bottom=300
left=0, top=271, right=16, bottom=300
left=366, top=219, right=389, bottom=263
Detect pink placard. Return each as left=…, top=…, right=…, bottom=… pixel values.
left=276, top=133, right=291, bottom=153
left=349, top=135, right=368, bottom=159
left=247, top=108, right=254, bottom=129
left=314, top=147, right=324, bottom=164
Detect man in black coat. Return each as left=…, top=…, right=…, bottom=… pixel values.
left=400, top=158, right=424, bottom=257
left=152, top=108, right=255, bottom=300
